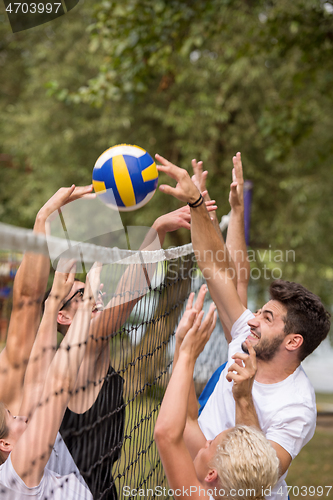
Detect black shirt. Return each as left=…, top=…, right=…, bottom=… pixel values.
left=60, top=365, right=125, bottom=500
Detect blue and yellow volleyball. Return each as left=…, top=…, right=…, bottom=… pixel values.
left=92, top=144, right=158, bottom=211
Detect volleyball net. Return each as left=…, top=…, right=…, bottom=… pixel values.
left=0, top=213, right=228, bottom=500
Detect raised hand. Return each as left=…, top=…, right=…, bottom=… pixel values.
left=192, top=158, right=221, bottom=227
left=175, top=285, right=208, bottom=343
left=156, top=154, right=200, bottom=204
left=84, top=262, right=103, bottom=307
left=154, top=203, right=217, bottom=236
left=191, top=160, right=208, bottom=195
left=49, top=259, right=77, bottom=307
left=179, top=301, right=217, bottom=361
left=226, top=340, right=257, bottom=401
left=229, top=152, right=244, bottom=211
left=37, top=184, right=96, bottom=223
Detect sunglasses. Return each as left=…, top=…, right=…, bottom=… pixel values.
left=60, top=287, right=85, bottom=311
left=60, top=287, right=104, bottom=311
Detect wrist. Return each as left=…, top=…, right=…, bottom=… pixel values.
left=178, top=347, right=196, bottom=368
left=152, top=219, right=166, bottom=240
left=188, top=188, right=201, bottom=205
left=230, top=205, right=244, bottom=217
left=188, top=193, right=204, bottom=208
left=45, top=294, right=62, bottom=311
left=175, top=336, right=183, bottom=348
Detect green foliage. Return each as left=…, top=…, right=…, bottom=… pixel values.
left=1, top=0, right=333, bottom=306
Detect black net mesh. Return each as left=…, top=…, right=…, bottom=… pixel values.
left=0, top=225, right=225, bottom=500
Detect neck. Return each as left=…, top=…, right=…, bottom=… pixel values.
left=255, top=355, right=300, bottom=384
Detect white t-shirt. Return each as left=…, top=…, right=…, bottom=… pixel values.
left=46, top=433, right=87, bottom=488
left=0, top=436, right=92, bottom=500
left=198, top=309, right=316, bottom=500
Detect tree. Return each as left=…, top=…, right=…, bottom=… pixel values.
left=1, top=0, right=333, bottom=305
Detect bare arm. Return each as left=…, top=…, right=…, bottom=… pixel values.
left=0, top=185, right=94, bottom=413
left=192, top=156, right=250, bottom=343
left=19, top=262, right=76, bottom=419
left=191, top=160, right=222, bottom=239
left=226, top=153, right=250, bottom=308
left=171, top=286, right=209, bottom=458
left=220, top=152, right=250, bottom=342
left=11, top=264, right=100, bottom=487
left=156, top=154, right=245, bottom=333
left=154, top=304, right=216, bottom=499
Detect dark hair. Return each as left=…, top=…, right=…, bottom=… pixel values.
left=269, top=280, right=331, bottom=361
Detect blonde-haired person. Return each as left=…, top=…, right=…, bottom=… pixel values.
left=0, top=262, right=101, bottom=499
left=154, top=288, right=279, bottom=500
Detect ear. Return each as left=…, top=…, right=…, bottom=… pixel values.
left=285, top=333, right=303, bottom=352
left=0, top=438, right=13, bottom=454
left=205, top=468, right=218, bottom=484
left=57, top=310, right=73, bottom=326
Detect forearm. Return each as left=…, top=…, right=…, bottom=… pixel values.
left=20, top=300, right=59, bottom=416
left=55, top=303, right=93, bottom=390
left=226, top=207, right=250, bottom=303
left=155, top=351, right=195, bottom=442
left=187, top=380, right=199, bottom=421
left=203, top=195, right=225, bottom=244
left=151, top=218, right=167, bottom=247
left=90, top=291, right=141, bottom=345
left=172, top=338, right=182, bottom=371
left=191, top=203, right=230, bottom=275
left=173, top=338, right=199, bottom=421
left=235, top=396, right=261, bottom=429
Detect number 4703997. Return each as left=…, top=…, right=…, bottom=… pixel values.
left=6, top=3, right=62, bottom=14
left=277, top=485, right=332, bottom=497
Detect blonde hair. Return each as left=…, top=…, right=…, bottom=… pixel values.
left=211, top=425, right=279, bottom=500
left=0, top=402, right=9, bottom=465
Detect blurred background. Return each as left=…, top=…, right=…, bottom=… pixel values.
left=0, top=1, right=332, bottom=496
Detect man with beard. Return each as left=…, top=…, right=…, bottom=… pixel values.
left=156, top=152, right=331, bottom=500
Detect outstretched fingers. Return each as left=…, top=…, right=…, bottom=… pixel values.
left=191, top=159, right=208, bottom=194
left=51, top=259, right=77, bottom=302
left=156, top=154, right=200, bottom=203
left=232, top=152, right=244, bottom=185
left=155, top=154, right=180, bottom=180
left=65, top=184, right=96, bottom=204
left=185, top=292, right=196, bottom=311
left=85, top=262, right=103, bottom=303
left=193, top=285, right=208, bottom=314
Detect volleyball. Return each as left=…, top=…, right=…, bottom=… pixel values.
left=92, top=144, right=158, bottom=211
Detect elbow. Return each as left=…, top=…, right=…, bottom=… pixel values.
left=154, top=419, right=172, bottom=444
left=154, top=423, right=165, bottom=445
left=154, top=421, right=181, bottom=448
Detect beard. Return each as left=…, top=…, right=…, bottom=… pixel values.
left=242, top=334, right=285, bottom=362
